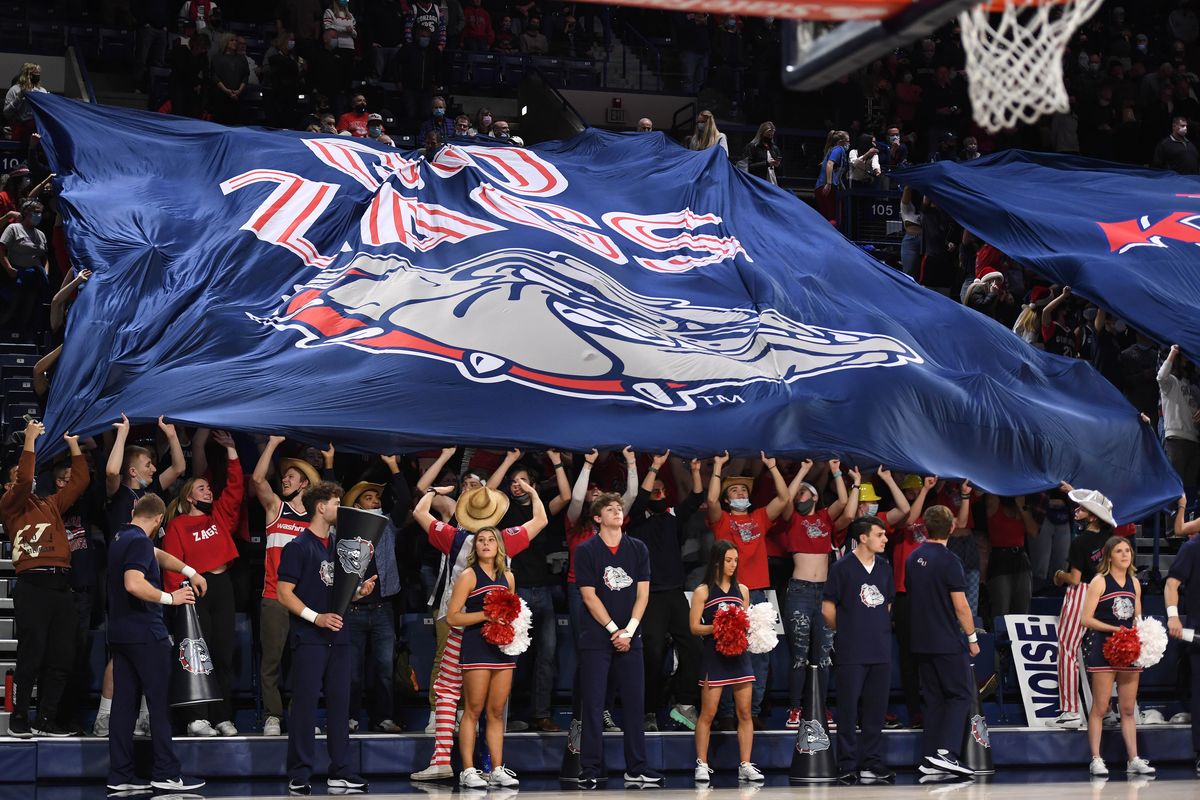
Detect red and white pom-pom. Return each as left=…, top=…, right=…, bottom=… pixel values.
left=1133, top=617, right=1168, bottom=668
left=1103, top=626, right=1142, bottom=669
left=713, top=604, right=750, bottom=656
left=483, top=589, right=522, bottom=625
left=747, top=602, right=780, bottom=654
left=501, top=598, right=533, bottom=656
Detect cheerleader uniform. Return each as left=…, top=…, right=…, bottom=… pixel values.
left=699, top=585, right=755, bottom=687
left=1083, top=572, right=1141, bottom=673
left=458, top=565, right=517, bottom=671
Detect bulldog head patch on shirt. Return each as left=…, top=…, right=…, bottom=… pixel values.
left=859, top=583, right=885, bottom=608
left=337, top=537, right=375, bottom=579
left=803, top=520, right=826, bottom=539
left=1113, top=596, right=1134, bottom=620
left=603, top=565, right=633, bottom=591
left=320, top=560, right=335, bottom=587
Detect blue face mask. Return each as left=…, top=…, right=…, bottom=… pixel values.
left=418, top=36, right=431, bottom=47
left=28, top=213, right=42, bottom=226
left=368, top=126, right=381, bottom=137
left=433, top=107, right=445, bottom=117
left=729, top=498, right=751, bottom=511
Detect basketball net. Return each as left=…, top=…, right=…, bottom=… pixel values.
left=959, top=0, right=1105, bottom=133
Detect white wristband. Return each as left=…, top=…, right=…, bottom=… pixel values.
left=181, top=565, right=197, bottom=579
left=605, top=620, right=619, bottom=634
left=967, top=632, right=978, bottom=643
left=301, top=607, right=319, bottom=624
left=624, top=617, right=640, bottom=636
left=1168, top=605, right=1179, bottom=618
left=160, top=591, right=173, bottom=606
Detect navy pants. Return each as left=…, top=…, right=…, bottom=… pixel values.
left=835, top=661, right=890, bottom=773
left=580, top=645, right=647, bottom=775
left=916, top=651, right=972, bottom=761
left=1191, top=652, right=1200, bottom=753
left=109, top=641, right=180, bottom=784
left=287, top=642, right=352, bottom=783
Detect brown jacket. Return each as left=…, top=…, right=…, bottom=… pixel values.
left=0, top=450, right=89, bottom=572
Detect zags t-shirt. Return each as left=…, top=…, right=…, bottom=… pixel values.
left=709, top=508, right=771, bottom=590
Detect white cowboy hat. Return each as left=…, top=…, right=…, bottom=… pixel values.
left=1067, top=488, right=1116, bottom=528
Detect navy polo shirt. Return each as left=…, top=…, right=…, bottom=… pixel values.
left=574, top=533, right=651, bottom=651
left=277, top=530, right=350, bottom=646
left=824, top=552, right=895, bottom=665
left=905, top=542, right=967, bottom=654
left=1168, top=535, right=1200, bottom=649
left=106, top=524, right=169, bottom=645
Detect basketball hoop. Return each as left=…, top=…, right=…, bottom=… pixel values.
left=959, top=0, right=1105, bottom=133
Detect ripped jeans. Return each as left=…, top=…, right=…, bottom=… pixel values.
left=787, top=578, right=834, bottom=709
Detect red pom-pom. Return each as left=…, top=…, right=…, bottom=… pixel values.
left=713, top=604, right=750, bottom=657
left=484, top=589, right=521, bottom=625
left=1103, top=626, right=1142, bottom=669
left=483, top=621, right=515, bottom=646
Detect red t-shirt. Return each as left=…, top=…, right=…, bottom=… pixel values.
left=709, top=508, right=772, bottom=590
left=1115, top=522, right=1136, bottom=538
left=566, top=516, right=596, bottom=584
left=936, top=486, right=974, bottom=530
left=988, top=507, right=1026, bottom=547
left=892, top=519, right=927, bottom=592
left=780, top=508, right=841, bottom=555
left=337, top=110, right=369, bottom=137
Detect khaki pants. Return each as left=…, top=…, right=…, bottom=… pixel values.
left=260, top=596, right=290, bottom=719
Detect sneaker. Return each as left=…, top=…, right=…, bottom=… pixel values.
left=374, top=719, right=402, bottom=733
left=624, top=769, right=664, bottom=785
left=1089, top=757, right=1108, bottom=776
left=506, top=719, right=529, bottom=732
left=32, top=721, right=73, bottom=737
left=1195, top=753, right=1200, bottom=774
left=694, top=760, right=713, bottom=783
left=928, top=750, right=974, bottom=777
left=883, top=712, right=901, bottom=729
left=328, top=774, right=369, bottom=790
left=825, top=708, right=837, bottom=732
left=263, top=716, right=282, bottom=736
left=410, top=764, right=454, bottom=781
left=93, top=712, right=111, bottom=737
left=670, top=704, right=698, bottom=731
left=8, top=713, right=31, bottom=738
left=1102, top=710, right=1119, bottom=728
left=1171, top=712, right=1193, bottom=724
left=216, top=721, right=238, bottom=736
left=288, top=779, right=312, bottom=795
left=424, top=711, right=437, bottom=735
left=859, top=768, right=895, bottom=782
left=785, top=707, right=802, bottom=728
left=1126, top=758, right=1155, bottom=775
left=348, top=718, right=359, bottom=733
left=1048, top=712, right=1083, bottom=729
left=534, top=717, right=562, bottom=732
left=918, top=757, right=948, bottom=776
left=643, top=713, right=658, bottom=732
left=133, top=714, right=150, bottom=738
left=836, top=771, right=859, bottom=785
left=577, top=769, right=599, bottom=789
left=150, top=776, right=206, bottom=791
left=738, top=762, right=765, bottom=782
left=603, top=710, right=620, bottom=732
left=105, top=781, right=152, bottom=793
left=489, top=766, right=519, bottom=787
left=459, top=768, right=488, bottom=789
left=187, top=719, right=218, bottom=737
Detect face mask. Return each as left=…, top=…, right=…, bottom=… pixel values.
left=194, top=500, right=213, bottom=514
left=647, top=498, right=669, bottom=514
left=1180, top=126, right=1189, bottom=136
left=889, top=134, right=900, bottom=144
left=729, top=498, right=751, bottom=511
left=368, top=126, right=381, bottom=137
left=496, top=131, right=509, bottom=140
left=966, top=145, right=978, bottom=153
left=795, top=499, right=816, bottom=515
left=28, top=213, right=41, bottom=226
left=282, top=489, right=300, bottom=502
left=481, top=115, right=492, bottom=127
left=136, top=477, right=150, bottom=489
left=339, top=0, right=349, bottom=6
left=366, top=507, right=386, bottom=516
left=355, top=104, right=367, bottom=113
left=433, top=107, right=445, bottom=117
left=29, top=74, right=40, bottom=86
left=696, top=121, right=706, bottom=131
left=287, top=40, right=295, bottom=50
left=864, top=502, right=879, bottom=517
left=418, top=36, right=431, bottom=47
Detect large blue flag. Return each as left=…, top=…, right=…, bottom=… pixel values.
left=899, top=150, right=1200, bottom=359
left=32, top=95, right=1178, bottom=521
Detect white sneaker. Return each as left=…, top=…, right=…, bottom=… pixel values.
left=411, top=764, right=454, bottom=782
left=134, top=713, right=151, bottom=737
left=1126, top=758, right=1155, bottom=775
left=216, top=721, right=238, bottom=736
left=694, top=760, right=713, bottom=783
left=738, top=762, right=765, bottom=782
left=1048, top=712, right=1082, bottom=729
left=459, top=768, right=488, bottom=789
left=1102, top=710, right=1119, bottom=728
left=424, top=711, right=437, bottom=734
left=92, top=712, right=110, bottom=737
left=187, top=719, right=218, bottom=737
left=489, top=766, right=519, bottom=787
left=1170, top=711, right=1192, bottom=724
left=348, top=718, right=359, bottom=733
left=1089, top=757, right=1108, bottom=776
left=263, top=716, right=282, bottom=736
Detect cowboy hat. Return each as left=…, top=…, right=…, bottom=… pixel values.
left=721, top=475, right=754, bottom=496
left=343, top=481, right=385, bottom=509
left=279, top=457, right=321, bottom=489
left=1067, top=488, right=1116, bottom=528
left=456, top=486, right=510, bottom=532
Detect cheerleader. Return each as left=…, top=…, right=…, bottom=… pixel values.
left=446, top=528, right=519, bottom=789
left=1080, top=536, right=1154, bottom=777
left=690, top=541, right=764, bottom=783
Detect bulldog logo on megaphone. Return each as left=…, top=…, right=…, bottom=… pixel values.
left=179, top=637, right=214, bottom=676
left=337, top=538, right=375, bottom=580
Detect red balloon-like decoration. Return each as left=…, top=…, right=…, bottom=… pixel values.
left=1103, top=626, right=1142, bottom=669
left=482, top=589, right=522, bottom=647
left=713, top=604, right=750, bottom=657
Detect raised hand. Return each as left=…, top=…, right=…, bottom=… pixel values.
left=380, top=454, right=399, bottom=470
left=651, top=450, right=671, bottom=470
left=877, top=465, right=892, bottom=480
left=924, top=476, right=938, bottom=490
left=584, top=448, right=599, bottom=466
left=24, top=419, right=45, bottom=440
left=690, top=458, right=703, bottom=472
left=506, top=448, right=523, bottom=461
left=157, top=416, right=178, bottom=438
left=623, top=446, right=636, bottom=464
left=848, top=466, right=862, bottom=485
left=825, top=458, right=837, bottom=472
left=113, top=413, right=130, bottom=434
left=211, top=430, right=235, bottom=448
left=268, top=434, right=287, bottom=446
left=760, top=451, right=777, bottom=471
left=713, top=451, right=730, bottom=469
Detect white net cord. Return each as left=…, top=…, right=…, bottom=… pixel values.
left=959, top=0, right=1106, bottom=133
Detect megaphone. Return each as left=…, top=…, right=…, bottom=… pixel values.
left=331, top=506, right=388, bottom=616
left=169, top=582, right=222, bottom=708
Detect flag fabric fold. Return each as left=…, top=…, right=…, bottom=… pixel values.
left=32, top=95, right=1178, bottom=521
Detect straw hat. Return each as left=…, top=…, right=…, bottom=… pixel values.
left=455, top=486, right=510, bottom=532
left=279, top=457, right=321, bottom=489
left=858, top=482, right=882, bottom=503
left=1067, top=488, right=1116, bottom=528
left=721, top=475, right=754, bottom=496
left=343, top=481, right=385, bottom=509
